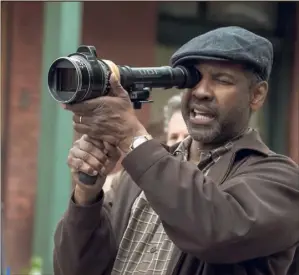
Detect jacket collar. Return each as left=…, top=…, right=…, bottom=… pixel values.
left=231, top=128, right=271, bottom=155
left=169, top=128, right=271, bottom=158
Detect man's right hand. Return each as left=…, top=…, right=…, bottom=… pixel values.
left=68, top=134, right=121, bottom=205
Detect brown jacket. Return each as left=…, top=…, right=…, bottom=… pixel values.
left=54, top=130, right=299, bottom=275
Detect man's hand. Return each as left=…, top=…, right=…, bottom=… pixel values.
left=68, top=134, right=121, bottom=205
left=63, top=74, right=148, bottom=152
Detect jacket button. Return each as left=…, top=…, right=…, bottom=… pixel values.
left=150, top=246, right=157, bottom=253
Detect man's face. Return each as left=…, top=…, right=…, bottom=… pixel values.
left=167, top=111, right=188, bottom=146
left=181, top=61, right=253, bottom=144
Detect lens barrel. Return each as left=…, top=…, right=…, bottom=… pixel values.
left=48, top=54, right=110, bottom=104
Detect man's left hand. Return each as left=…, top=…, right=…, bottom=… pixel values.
left=63, top=73, right=148, bottom=151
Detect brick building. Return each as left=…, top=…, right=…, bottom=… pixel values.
left=1, top=1, right=298, bottom=273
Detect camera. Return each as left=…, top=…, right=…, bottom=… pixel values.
left=47, top=45, right=200, bottom=109
left=47, top=46, right=201, bottom=185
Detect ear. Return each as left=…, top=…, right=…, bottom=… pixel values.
left=250, top=81, right=268, bottom=112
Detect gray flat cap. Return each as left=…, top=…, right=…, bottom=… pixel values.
left=170, top=26, right=273, bottom=81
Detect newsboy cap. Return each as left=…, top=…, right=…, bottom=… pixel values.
left=170, top=26, right=273, bottom=81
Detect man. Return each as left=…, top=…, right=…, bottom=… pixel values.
left=55, top=27, right=299, bottom=275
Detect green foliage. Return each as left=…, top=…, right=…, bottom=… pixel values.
left=21, top=257, right=43, bottom=275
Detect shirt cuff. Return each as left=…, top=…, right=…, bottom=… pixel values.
left=65, top=190, right=105, bottom=229
left=122, top=139, right=169, bottom=184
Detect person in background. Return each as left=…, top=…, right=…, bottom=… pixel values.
left=163, top=93, right=188, bottom=146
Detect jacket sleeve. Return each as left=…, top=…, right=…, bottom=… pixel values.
left=53, top=189, right=118, bottom=275
left=122, top=139, right=299, bottom=264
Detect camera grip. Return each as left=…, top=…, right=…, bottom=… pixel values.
left=78, top=172, right=97, bottom=185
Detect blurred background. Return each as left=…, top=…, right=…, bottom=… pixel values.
left=1, top=1, right=298, bottom=274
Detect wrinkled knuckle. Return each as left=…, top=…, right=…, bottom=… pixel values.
left=77, top=160, right=84, bottom=170
left=104, top=142, right=113, bottom=151
left=73, top=139, right=80, bottom=146
left=67, top=155, right=73, bottom=166
left=104, top=157, right=110, bottom=165
left=81, top=140, right=93, bottom=152
left=69, top=147, right=76, bottom=156
left=81, top=152, right=89, bottom=162
left=102, top=148, right=108, bottom=156
left=78, top=139, right=84, bottom=149
left=100, top=167, right=107, bottom=177
left=97, top=141, right=105, bottom=150
left=95, top=161, right=103, bottom=172
left=86, top=141, right=94, bottom=152
left=99, top=148, right=108, bottom=158
left=93, top=117, right=102, bottom=126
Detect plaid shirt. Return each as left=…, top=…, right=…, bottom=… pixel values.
left=111, top=136, right=235, bottom=275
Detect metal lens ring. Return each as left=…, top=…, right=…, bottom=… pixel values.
left=48, top=56, right=90, bottom=104
left=70, top=56, right=91, bottom=103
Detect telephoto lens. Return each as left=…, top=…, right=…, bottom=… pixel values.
left=47, top=45, right=200, bottom=104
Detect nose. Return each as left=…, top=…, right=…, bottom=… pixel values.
left=192, top=78, right=213, bottom=101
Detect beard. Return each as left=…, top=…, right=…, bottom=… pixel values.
left=184, top=104, right=251, bottom=146
left=186, top=119, right=222, bottom=143
left=181, top=87, right=252, bottom=147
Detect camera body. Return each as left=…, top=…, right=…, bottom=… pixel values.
left=47, top=45, right=200, bottom=109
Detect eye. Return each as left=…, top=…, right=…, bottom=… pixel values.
left=211, top=73, right=235, bottom=85
left=215, top=78, right=233, bottom=85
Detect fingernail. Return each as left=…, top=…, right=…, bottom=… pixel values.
left=100, top=167, right=106, bottom=176
left=92, top=170, right=98, bottom=176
